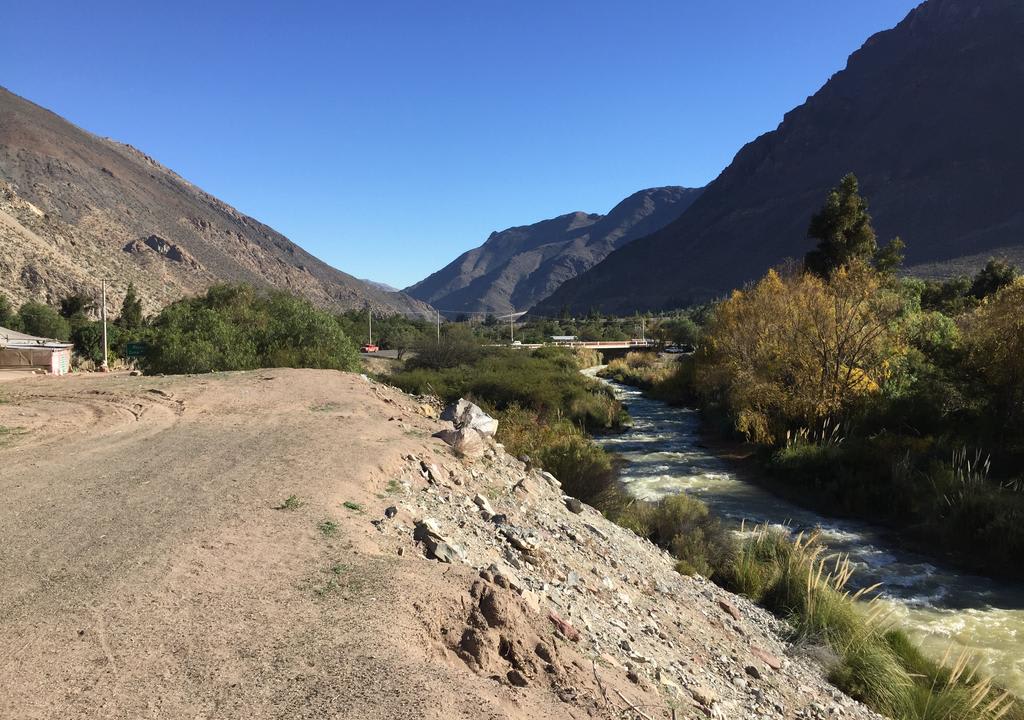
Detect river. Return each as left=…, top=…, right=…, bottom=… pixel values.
left=587, top=371, right=1024, bottom=696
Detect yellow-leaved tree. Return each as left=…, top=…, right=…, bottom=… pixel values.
left=959, top=278, right=1024, bottom=431
left=697, top=262, right=903, bottom=444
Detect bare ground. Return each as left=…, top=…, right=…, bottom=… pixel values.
left=0, top=370, right=629, bottom=719
left=0, top=369, right=879, bottom=719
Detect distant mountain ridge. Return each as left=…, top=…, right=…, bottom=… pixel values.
left=535, top=0, right=1024, bottom=315
left=406, top=186, right=702, bottom=315
left=0, top=86, right=432, bottom=315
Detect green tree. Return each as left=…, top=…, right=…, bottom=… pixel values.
left=59, top=292, right=96, bottom=320
left=969, top=258, right=1018, bottom=300
left=873, top=236, right=905, bottom=275
left=17, top=302, right=70, bottom=340
left=379, top=323, right=421, bottom=360
left=117, top=283, right=144, bottom=329
left=804, top=174, right=877, bottom=278
left=141, top=284, right=359, bottom=375
left=0, top=295, right=14, bottom=327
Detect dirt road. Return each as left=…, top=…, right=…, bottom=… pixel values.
left=0, top=369, right=572, bottom=719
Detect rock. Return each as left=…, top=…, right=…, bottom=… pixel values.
left=691, top=685, right=717, bottom=708
left=507, top=669, right=529, bottom=687
left=417, top=403, right=439, bottom=419
left=540, top=471, right=561, bottom=489
left=745, top=665, right=762, bottom=680
left=547, top=611, right=580, bottom=641
left=486, top=562, right=524, bottom=593
left=627, top=668, right=641, bottom=684
left=718, top=599, right=742, bottom=622
left=441, top=398, right=499, bottom=437
left=564, top=497, right=584, bottom=514
left=518, top=454, right=533, bottom=470
left=129, top=369, right=142, bottom=376
left=413, top=519, right=465, bottom=563
left=433, top=427, right=486, bottom=460
left=750, top=645, right=784, bottom=671
left=420, top=460, right=444, bottom=484
left=384, top=506, right=398, bottom=518
left=584, top=523, right=607, bottom=541
left=473, top=493, right=495, bottom=517
left=520, top=589, right=541, bottom=614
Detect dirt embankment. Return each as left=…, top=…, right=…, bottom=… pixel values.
left=0, top=369, right=881, bottom=719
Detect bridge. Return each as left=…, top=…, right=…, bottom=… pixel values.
left=507, top=339, right=659, bottom=358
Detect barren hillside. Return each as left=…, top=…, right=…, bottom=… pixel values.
left=0, top=87, right=430, bottom=315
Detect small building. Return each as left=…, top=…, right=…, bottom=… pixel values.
left=0, top=326, right=73, bottom=376
left=550, top=335, right=578, bottom=344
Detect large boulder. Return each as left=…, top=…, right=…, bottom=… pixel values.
left=441, top=399, right=499, bottom=437
left=434, top=427, right=486, bottom=460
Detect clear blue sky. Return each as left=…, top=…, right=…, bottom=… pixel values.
left=2, top=1, right=920, bottom=289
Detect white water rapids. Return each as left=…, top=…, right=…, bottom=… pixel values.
left=587, top=370, right=1024, bottom=695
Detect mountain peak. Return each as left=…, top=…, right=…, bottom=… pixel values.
left=535, top=0, right=1024, bottom=314
left=406, top=186, right=702, bottom=315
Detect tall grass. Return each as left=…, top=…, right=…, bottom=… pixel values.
left=719, top=526, right=1018, bottom=720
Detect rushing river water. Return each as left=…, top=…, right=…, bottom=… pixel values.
left=587, top=371, right=1024, bottom=695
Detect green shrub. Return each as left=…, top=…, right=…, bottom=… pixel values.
left=611, top=493, right=734, bottom=578
left=141, top=285, right=359, bottom=375
left=389, top=347, right=625, bottom=433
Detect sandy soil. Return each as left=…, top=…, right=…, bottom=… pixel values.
left=0, top=369, right=613, bottom=719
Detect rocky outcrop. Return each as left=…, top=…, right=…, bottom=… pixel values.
left=122, top=234, right=202, bottom=270
left=536, top=0, right=1024, bottom=314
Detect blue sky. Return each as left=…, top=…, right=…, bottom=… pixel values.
left=2, top=1, right=920, bottom=289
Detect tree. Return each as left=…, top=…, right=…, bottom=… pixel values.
left=960, top=279, right=1024, bottom=431
left=0, top=295, right=14, bottom=327
left=697, top=263, right=903, bottom=443
left=117, top=283, right=144, bottom=329
left=380, top=324, right=421, bottom=360
left=141, top=285, right=359, bottom=374
left=59, top=292, right=96, bottom=320
left=804, top=174, right=878, bottom=278
left=874, top=236, right=905, bottom=275
left=17, top=302, right=70, bottom=340
left=969, top=258, right=1018, bottom=300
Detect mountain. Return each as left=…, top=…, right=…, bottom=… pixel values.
left=405, top=187, right=702, bottom=316
left=0, top=86, right=432, bottom=316
left=535, top=0, right=1024, bottom=315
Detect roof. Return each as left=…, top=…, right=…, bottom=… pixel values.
left=0, top=326, right=74, bottom=350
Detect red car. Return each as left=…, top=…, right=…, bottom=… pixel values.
left=360, top=344, right=379, bottom=353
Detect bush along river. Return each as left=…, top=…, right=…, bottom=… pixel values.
left=587, top=370, right=1024, bottom=696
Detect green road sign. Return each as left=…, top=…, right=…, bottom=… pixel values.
left=125, top=341, right=148, bottom=358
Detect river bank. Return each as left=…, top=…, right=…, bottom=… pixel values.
left=587, top=371, right=1024, bottom=697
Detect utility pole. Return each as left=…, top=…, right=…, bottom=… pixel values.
left=510, top=307, right=514, bottom=344
left=641, top=316, right=646, bottom=343
left=101, top=280, right=109, bottom=371
left=367, top=307, right=373, bottom=345
left=436, top=309, right=440, bottom=344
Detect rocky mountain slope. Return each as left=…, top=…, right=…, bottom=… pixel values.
left=0, top=86, right=430, bottom=315
left=406, top=187, right=702, bottom=316
left=536, top=0, right=1024, bottom=315
left=0, top=368, right=882, bottom=719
